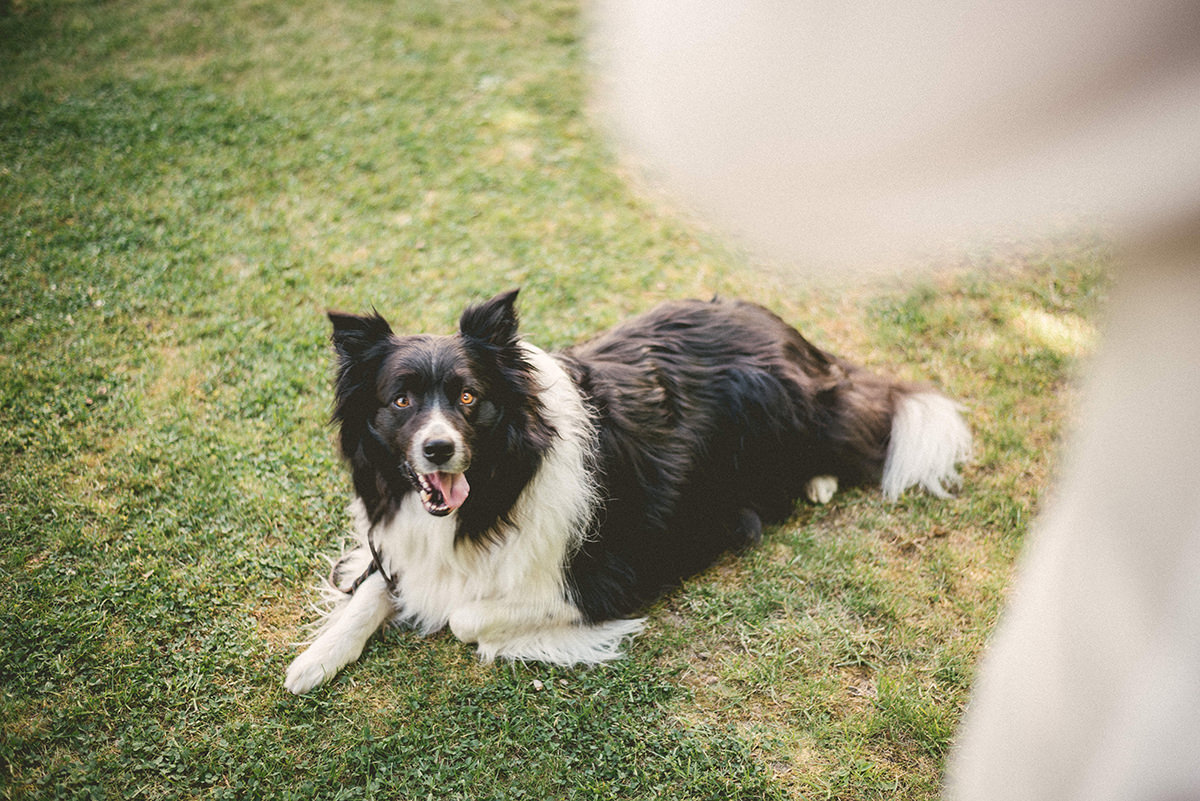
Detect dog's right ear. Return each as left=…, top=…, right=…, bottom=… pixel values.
left=459, top=289, right=521, bottom=350
left=327, top=310, right=393, bottom=361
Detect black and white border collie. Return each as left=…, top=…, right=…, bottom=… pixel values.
left=285, top=290, right=970, bottom=693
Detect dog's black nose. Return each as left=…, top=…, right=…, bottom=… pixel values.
left=423, top=438, right=456, bottom=465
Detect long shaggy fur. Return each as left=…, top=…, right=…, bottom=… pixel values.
left=285, top=290, right=971, bottom=693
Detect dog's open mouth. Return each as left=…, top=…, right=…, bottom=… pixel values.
left=403, top=463, right=470, bottom=516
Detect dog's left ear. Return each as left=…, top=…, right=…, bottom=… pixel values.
left=328, top=310, right=393, bottom=362
left=459, top=289, right=521, bottom=348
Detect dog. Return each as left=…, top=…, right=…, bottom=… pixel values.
left=284, top=289, right=971, bottom=693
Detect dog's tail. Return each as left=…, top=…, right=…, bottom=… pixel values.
left=880, top=389, right=972, bottom=501
left=821, top=365, right=971, bottom=501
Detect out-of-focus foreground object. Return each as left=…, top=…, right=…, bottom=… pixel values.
left=590, top=3, right=1200, bottom=799
left=590, top=1, right=1200, bottom=269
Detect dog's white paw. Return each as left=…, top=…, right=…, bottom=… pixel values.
left=284, top=571, right=394, bottom=694
left=805, top=474, right=838, bottom=504
left=449, top=607, right=485, bottom=643
left=285, top=648, right=339, bottom=695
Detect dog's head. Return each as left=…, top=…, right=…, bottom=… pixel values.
left=327, top=289, right=555, bottom=535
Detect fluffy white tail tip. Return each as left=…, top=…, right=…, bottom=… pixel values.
left=882, top=391, right=972, bottom=501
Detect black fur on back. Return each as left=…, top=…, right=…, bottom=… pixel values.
left=327, top=291, right=556, bottom=543
left=559, top=298, right=903, bottom=621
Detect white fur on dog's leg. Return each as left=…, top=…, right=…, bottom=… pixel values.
left=806, top=474, right=838, bottom=504
left=448, top=605, right=486, bottom=644
left=285, top=572, right=394, bottom=694
left=448, top=600, right=645, bottom=667
left=449, top=599, right=580, bottom=646
left=477, top=618, right=647, bottom=667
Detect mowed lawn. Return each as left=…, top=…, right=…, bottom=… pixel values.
left=1, top=1, right=1111, bottom=799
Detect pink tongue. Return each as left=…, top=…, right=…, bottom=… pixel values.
left=429, top=472, right=470, bottom=510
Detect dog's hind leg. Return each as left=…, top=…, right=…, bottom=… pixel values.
left=805, top=474, right=839, bottom=504
left=285, top=571, right=395, bottom=694
left=733, top=507, right=763, bottom=548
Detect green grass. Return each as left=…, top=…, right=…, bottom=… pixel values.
left=0, top=1, right=1112, bottom=798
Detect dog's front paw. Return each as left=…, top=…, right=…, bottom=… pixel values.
left=285, top=647, right=339, bottom=695
left=448, top=607, right=485, bottom=644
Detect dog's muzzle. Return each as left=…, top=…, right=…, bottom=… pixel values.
left=401, top=461, right=470, bottom=516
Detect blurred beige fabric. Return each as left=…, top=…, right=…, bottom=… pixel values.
left=590, top=3, right=1200, bottom=798
left=591, top=2, right=1200, bottom=268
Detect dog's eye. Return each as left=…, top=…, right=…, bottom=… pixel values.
left=394, top=394, right=411, bottom=409
left=459, top=390, right=477, bottom=406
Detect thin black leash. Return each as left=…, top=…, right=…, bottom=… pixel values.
left=343, top=420, right=405, bottom=595
left=343, top=526, right=394, bottom=595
